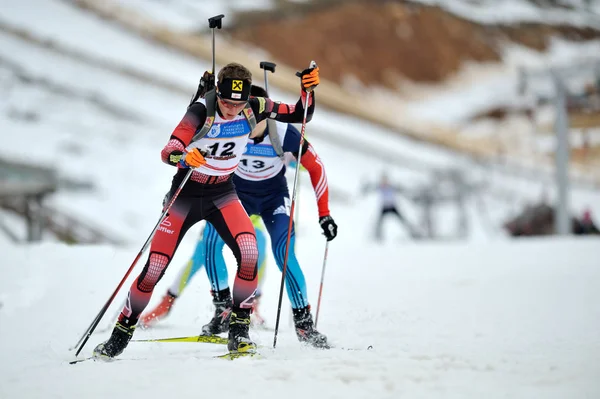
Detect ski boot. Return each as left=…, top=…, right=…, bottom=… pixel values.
left=201, top=289, right=232, bottom=335
left=227, top=308, right=257, bottom=353
left=139, top=291, right=177, bottom=328
left=93, top=318, right=136, bottom=359
left=293, top=305, right=330, bottom=349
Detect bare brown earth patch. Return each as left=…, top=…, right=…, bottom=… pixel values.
left=228, top=0, right=600, bottom=89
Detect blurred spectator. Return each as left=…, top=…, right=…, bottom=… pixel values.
left=574, top=208, right=600, bottom=235
left=504, top=201, right=554, bottom=236
left=363, top=172, right=417, bottom=241
left=504, top=203, right=599, bottom=236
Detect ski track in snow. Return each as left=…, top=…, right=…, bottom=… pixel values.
left=1, top=239, right=599, bottom=398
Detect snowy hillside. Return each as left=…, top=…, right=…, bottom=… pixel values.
left=416, top=0, right=600, bottom=25
left=106, top=0, right=600, bottom=30
left=1, top=1, right=599, bottom=398
left=2, top=0, right=600, bottom=244
left=0, top=0, right=468, bottom=242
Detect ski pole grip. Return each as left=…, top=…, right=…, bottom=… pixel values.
left=208, top=14, right=224, bottom=29
left=296, top=60, right=317, bottom=77
left=260, top=61, right=276, bottom=73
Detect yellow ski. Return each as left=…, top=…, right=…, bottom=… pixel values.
left=131, top=335, right=228, bottom=345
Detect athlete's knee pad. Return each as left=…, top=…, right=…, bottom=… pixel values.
left=137, top=252, right=171, bottom=292
left=235, top=232, right=258, bottom=281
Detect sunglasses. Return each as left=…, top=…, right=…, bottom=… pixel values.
left=217, top=93, right=247, bottom=109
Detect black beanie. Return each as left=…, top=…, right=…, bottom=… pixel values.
left=217, top=78, right=251, bottom=101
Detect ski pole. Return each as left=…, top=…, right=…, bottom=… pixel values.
left=72, top=169, right=194, bottom=356
left=260, top=60, right=295, bottom=328
left=259, top=61, right=276, bottom=96
left=74, top=16, right=225, bottom=357
left=273, top=61, right=316, bottom=349
left=314, top=240, right=330, bottom=328
left=208, top=14, right=224, bottom=74
left=189, top=14, right=223, bottom=106
left=72, top=16, right=226, bottom=356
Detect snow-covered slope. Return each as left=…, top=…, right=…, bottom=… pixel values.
left=0, top=0, right=464, bottom=242
left=97, top=0, right=600, bottom=125
left=2, top=0, right=600, bottom=242
left=105, top=0, right=600, bottom=30
left=0, top=238, right=599, bottom=398
left=0, top=2, right=599, bottom=398
left=416, top=0, right=600, bottom=26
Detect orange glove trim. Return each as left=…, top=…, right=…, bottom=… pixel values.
left=302, top=67, right=320, bottom=90
left=184, top=148, right=207, bottom=168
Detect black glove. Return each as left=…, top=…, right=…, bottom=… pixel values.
left=319, top=216, right=337, bottom=241
left=300, top=66, right=319, bottom=91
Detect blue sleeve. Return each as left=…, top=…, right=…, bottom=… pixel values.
left=281, top=124, right=302, bottom=153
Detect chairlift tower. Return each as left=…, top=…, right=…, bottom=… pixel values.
left=517, top=60, right=600, bottom=235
